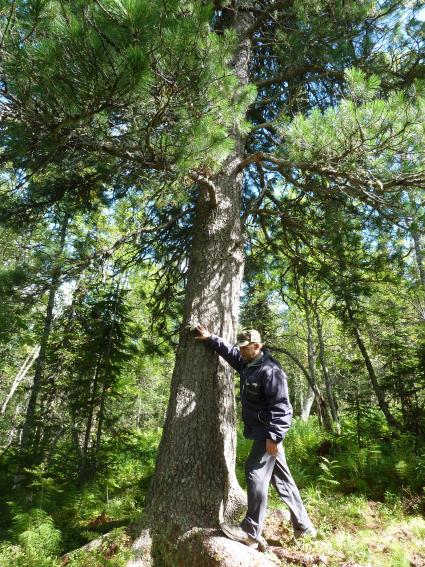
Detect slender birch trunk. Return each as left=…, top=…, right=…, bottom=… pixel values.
left=1, top=346, right=40, bottom=416
left=300, top=386, right=315, bottom=421
left=301, top=282, right=333, bottom=430
left=412, top=229, right=425, bottom=288
left=79, top=359, right=102, bottom=481
left=314, top=309, right=340, bottom=434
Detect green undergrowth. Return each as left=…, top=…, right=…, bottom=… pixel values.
left=1, top=418, right=424, bottom=566
left=0, top=429, right=159, bottom=566
left=237, top=416, right=425, bottom=511
left=265, top=490, right=425, bottom=566
left=237, top=416, right=425, bottom=565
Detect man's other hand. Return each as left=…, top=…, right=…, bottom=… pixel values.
left=266, top=438, right=279, bottom=456
left=195, top=324, right=211, bottom=340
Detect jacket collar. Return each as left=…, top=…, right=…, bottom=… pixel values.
left=246, top=350, right=264, bottom=368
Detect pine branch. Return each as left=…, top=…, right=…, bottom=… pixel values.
left=255, top=66, right=344, bottom=88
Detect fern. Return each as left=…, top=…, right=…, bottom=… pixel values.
left=318, top=457, right=341, bottom=490
left=6, top=507, right=62, bottom=567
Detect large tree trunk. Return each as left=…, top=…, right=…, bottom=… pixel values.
left=145, top=8, right=252, bottom=550
left=146, top=153, right=246, bottom=531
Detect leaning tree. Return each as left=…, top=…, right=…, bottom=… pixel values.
left=1, top=0, right=425, bottom=563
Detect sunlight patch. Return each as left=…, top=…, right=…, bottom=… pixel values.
left=175, top=386, right=196, bottom=418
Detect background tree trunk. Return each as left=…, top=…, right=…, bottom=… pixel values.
left=412, top=229, right=425, bottom=288
left=346, top=305, right=402, bottom=431
left=1, top=346, right=40, bottom=416
left=80, top=357, right=102, bottom=482
left=314, top=309, right=340, bottom=434
left=273, top=345, right=329, bottom=424
left=301, top=282, right=333, bottom=430
left=19, top=212, right=69, bottom=459
left=300, top=386, right=315, bottom=421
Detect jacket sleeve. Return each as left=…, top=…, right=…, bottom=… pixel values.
left=207, top=334, right=244, bottom=372
left=259, top=366, right=293, bottom=443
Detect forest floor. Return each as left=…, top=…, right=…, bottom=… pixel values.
left=263, top=492, right=425, bottom=567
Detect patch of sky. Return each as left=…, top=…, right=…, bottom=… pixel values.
left=416, top=6, right=425, bottom=21
left=54, top=280, right=77, bottom=317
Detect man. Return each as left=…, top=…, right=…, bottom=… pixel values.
left=195, top=324, right=316, bottom=548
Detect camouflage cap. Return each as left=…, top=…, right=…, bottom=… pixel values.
left=236, top=329, right=262, bottom=347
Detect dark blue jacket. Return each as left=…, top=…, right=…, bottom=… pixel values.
left=207, top=335, right=293, bottom=443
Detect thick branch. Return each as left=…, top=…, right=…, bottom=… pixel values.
left=255, top=66, right=344, bottom=88
left=235, top=151, right=283, bottom=173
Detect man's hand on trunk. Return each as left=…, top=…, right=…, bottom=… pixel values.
left=194, top=324, right=211, bottom=340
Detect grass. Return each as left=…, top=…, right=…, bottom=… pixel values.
left=264, top=490, right=425, bottom=566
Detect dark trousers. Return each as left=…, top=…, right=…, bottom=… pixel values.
left=240, top=439, right=313, bottom=540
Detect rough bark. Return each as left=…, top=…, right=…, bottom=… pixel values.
left=145, top=8, right=253, bottom=550
left=145, top=152, right=246, bottom=533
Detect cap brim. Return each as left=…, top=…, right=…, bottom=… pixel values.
left=236, top=340, right=250, bottom=347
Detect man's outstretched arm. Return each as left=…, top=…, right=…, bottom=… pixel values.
left=195, top=324, right=243, bottom=372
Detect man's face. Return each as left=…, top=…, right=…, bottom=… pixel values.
left=239, top=342, right=262, bottom=362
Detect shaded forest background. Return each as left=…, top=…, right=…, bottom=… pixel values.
left=0, top=0, right=424, bottom=565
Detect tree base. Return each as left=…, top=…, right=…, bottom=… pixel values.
left=126, top=527, right=278, bottom=567
left=62, top=510, right=329, bottom=566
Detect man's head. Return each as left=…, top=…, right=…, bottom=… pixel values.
left=236, top=329, right=263, bottom=362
